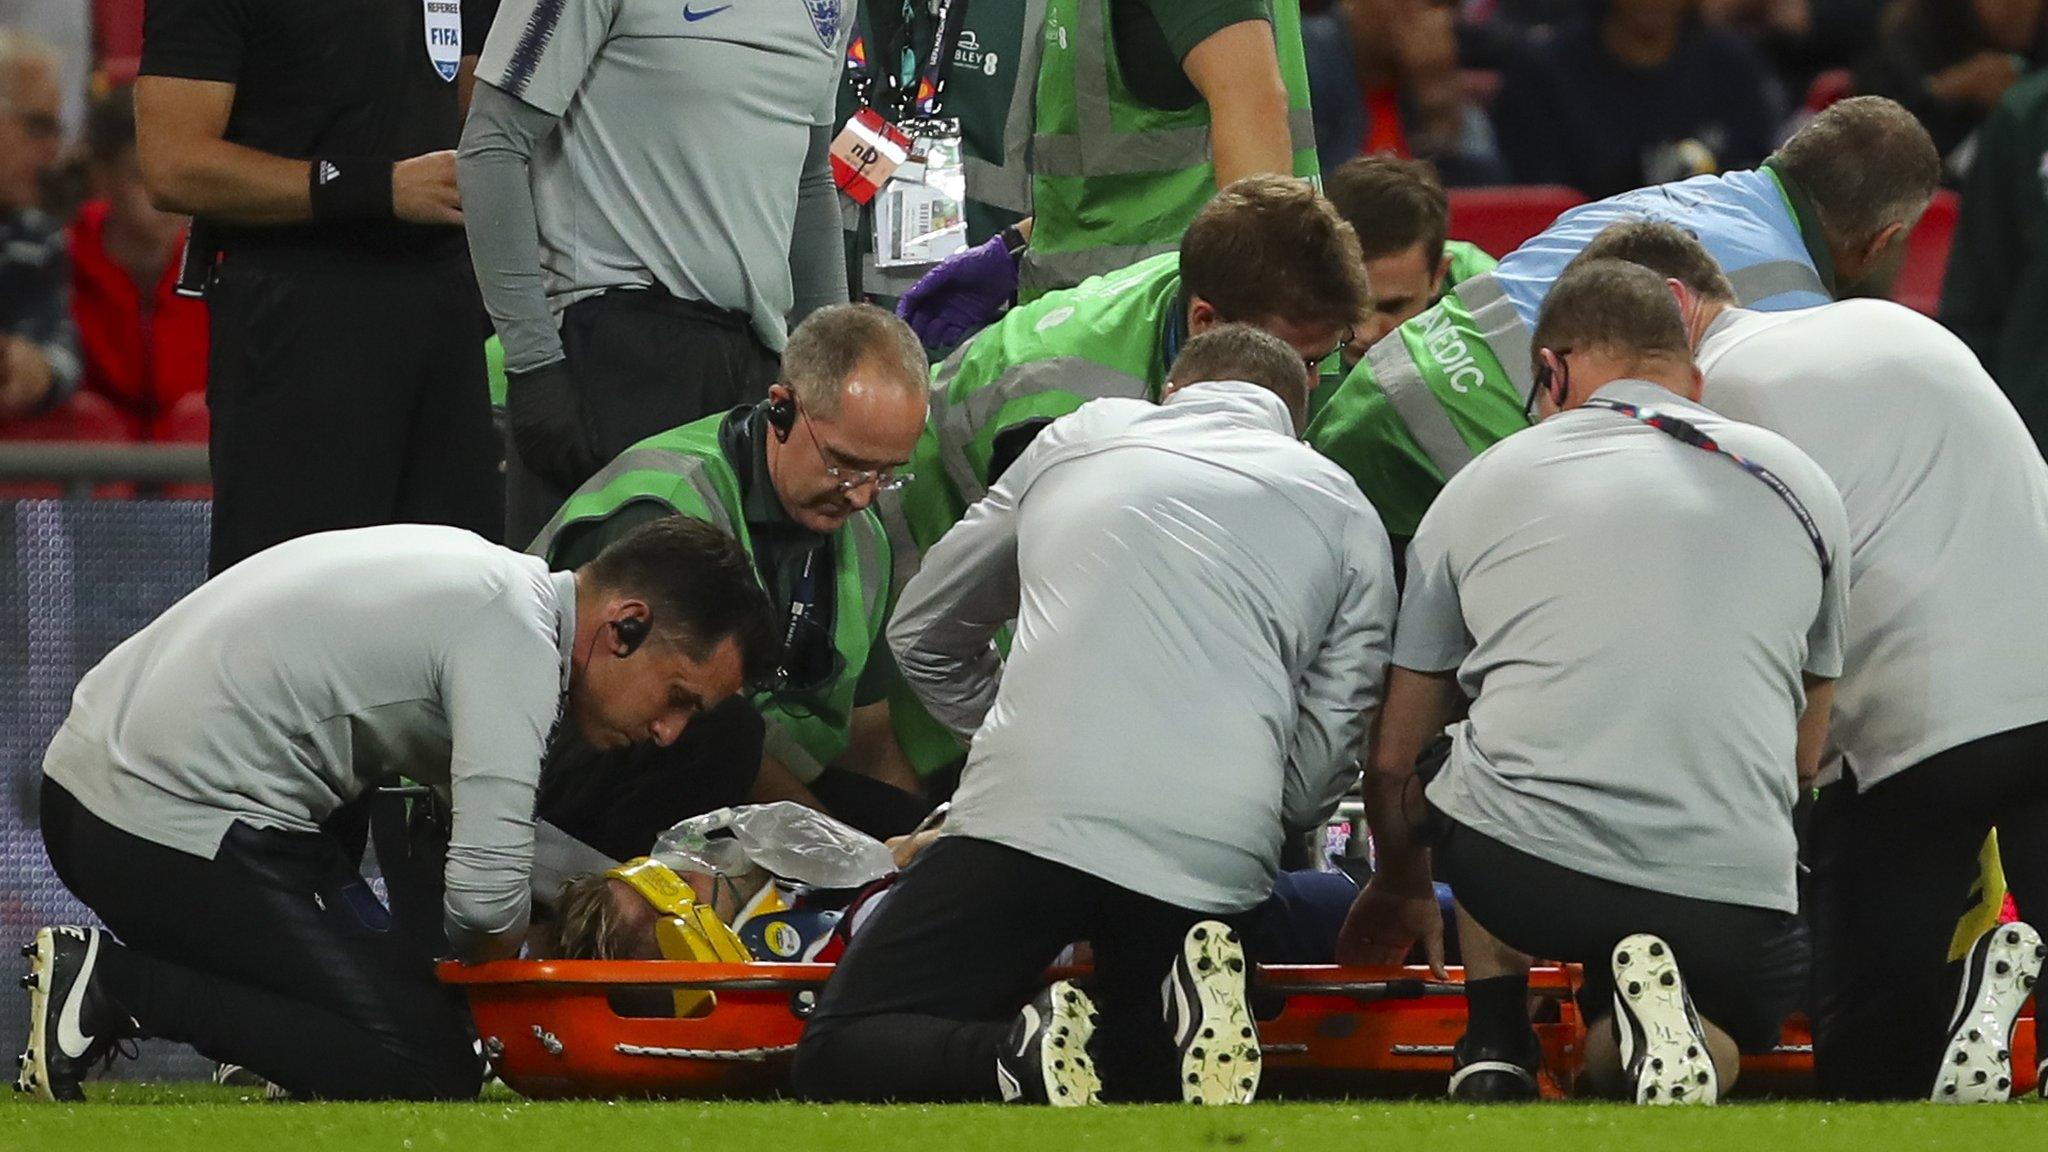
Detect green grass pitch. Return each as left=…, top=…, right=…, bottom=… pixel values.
left=4, top=1085, right=2045, bottom=1151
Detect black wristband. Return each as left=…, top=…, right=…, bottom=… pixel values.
left=997, top=224, right=1028, bottom=258
left=308, top=157, right=395, bottom=222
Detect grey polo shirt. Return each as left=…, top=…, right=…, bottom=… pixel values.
left=1397, top=379, right=1849, bottom=912
left=1699, top=302, right=2048, bottom=791
left=891, top=380, right=1397, bottom=914
left=473, top=0, right=852, bottom=353
left=41, top=526, right=575, bottom=958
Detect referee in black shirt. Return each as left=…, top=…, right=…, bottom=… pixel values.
left=135, top=0, right=502, bottom=574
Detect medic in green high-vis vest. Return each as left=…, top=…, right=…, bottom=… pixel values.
left=1019, top=0, right=1320, bottom=298
left=533, top=306, right=932, bottom=805
left=1308, top=101, right=1951, bottom=542
left=882, top=176, right=1371, bottom=771
left=890, top=175, right=1370, bottom=574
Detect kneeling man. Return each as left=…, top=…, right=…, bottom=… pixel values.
left=19, top=519, right=775, bottom=1101
left=1341, top=260, right=1847, bottom=1105
left=794, top=326, right=1397, bottom=1106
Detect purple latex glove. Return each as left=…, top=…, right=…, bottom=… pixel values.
left=896, top=234, right=1020, bottom=350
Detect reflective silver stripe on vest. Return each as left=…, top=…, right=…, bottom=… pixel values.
left=527, top=448, right=735, bottom=558
left=850, top=511, right=888, bottom=624
left=1727, top=259, right=1827, bottom=305
left=1033, top=0, right=1318, bottom=182
left=1366, top=334, right=1475, bottom=480
left=874, top=488, right=924, bottom=600
left=1451, top=272, right=1535, bottom=402
left=930, top=354, right=1148, bottom=506
left=763, top=720, right=827, bottom=784
left=1020, top=241, right=1176, bottom=295
left=964, top=0, right=1048, bottom=213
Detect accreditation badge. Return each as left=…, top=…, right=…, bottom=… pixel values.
left=874, top=131, right=967, bottom=269
left=424, top=0, right=462, bottom=82
left=830, top=108, right=912, bottom=205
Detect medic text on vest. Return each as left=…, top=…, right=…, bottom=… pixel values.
left=1418, top=306, right=1488, bottom=394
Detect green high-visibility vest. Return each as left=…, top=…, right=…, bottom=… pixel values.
left=892, top=250, right=1184, bottom=576
left=1444, top=238, right=1498, bottom=286
left=1304, top=238, right=1500, bottom=424
left=530, top=415, right=891, bottom=778
left=1307, top=269, right=1533, bottom=539
left=1019, top=0, right=1319, bottom=300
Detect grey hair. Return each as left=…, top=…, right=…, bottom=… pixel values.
left=1769, top=96, right=1941, bottom=249
left=0, top=29, right=57, bottom=97
left=782, top=303, right=929, bottom=419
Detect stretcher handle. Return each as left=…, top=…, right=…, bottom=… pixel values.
left=1261, top=971, right=1564, bottom=1000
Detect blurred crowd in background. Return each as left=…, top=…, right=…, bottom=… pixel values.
left=0, top=0, right=2041, bottom=463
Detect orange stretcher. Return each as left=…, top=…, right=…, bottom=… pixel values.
left=441, top=960, right=2039, bottom=1100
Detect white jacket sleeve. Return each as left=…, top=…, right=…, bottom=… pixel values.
left=886, top=474, right=1023, bottom=743
left=1281, top=511, right=1397, bottom=834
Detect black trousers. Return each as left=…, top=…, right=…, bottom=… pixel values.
left=1439, top=819, right=1807, bottom=1055
left=39, top=779, right=481, bottom=1100
left=536, top=698, right=768, bottom=861
left=205, top=247, right=501, bottom=574
left=792, top=836, right=1247, bottom=1103
left=1808, top=719, right=2048, bottom=1099
left=504, top=288, right=779, bottom=547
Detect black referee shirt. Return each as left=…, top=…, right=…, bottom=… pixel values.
left=140, top=0, right=496, bottom=254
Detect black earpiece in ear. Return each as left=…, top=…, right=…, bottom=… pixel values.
left=766, top=391, right=798, bottom=442
left=613, top=616, right=649, bottom=656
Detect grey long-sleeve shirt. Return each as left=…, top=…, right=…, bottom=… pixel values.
left=42, top=526, right=575, bottom=961
left=890, top=380, right=1398, bottom=913
left=457, top=0, right=850, bottom=372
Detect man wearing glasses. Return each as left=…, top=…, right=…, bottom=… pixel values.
left=0, top=30, right=79, bottom=420
left=529, top=305, right=935, bottom=847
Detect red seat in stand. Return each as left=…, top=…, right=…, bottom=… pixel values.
left=0, top=391, right=135, bottom=500
left=1448, top=186, right=1590, bottom=261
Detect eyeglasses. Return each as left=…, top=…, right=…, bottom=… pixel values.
left=1303, top=328, right=1354, bottom=374
left=797, top=401, right=913, bottom=494
left=1526, top=347, right=1571, bottom=421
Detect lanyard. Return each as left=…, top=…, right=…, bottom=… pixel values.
left=847, top=0, right=962, bottom=125
left=774, top=548, right=823, bottom=690
left=1581, top=398, right=1832, bottom=580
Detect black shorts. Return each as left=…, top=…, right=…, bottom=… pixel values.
left=1437, top=819, right=1808, bottom=1054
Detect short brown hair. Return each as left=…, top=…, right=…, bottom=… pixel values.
left=1531, top=258, right=1691, bottom=371
left=1573, top=220, right=1736, bottom=303
left=580, top=517, right=778, bottom=686
left=1180, top=174, right=1370, bottom=331
left=1169, top=324, right=1312, bottom=429
left=1769, top=96, right=1941, bottom=248
left=1325, top=155, right=1450, bottom=267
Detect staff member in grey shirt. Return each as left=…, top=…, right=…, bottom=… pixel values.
left=1579, top=220, right=2048, bottom=1103
left=16, top=519, right=774, bottom=1103
left=1340, top=259, right=1847, bottom=1107
left=458, top=0, right=853, bottom=544
left=793, top=326, right=1396, bottom=1107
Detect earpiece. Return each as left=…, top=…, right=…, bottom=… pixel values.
left=1536, top=348, right=1570, bottom=407
left=765, top=388, right=798, bottom=442
left=613, top=616, right=649, bottom=656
